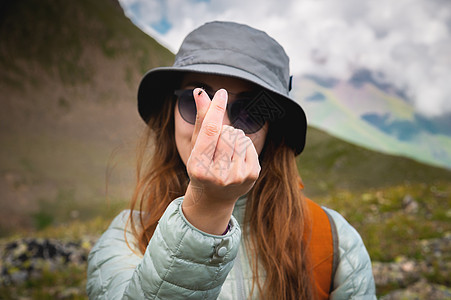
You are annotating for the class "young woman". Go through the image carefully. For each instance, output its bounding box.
[87,21,376,299]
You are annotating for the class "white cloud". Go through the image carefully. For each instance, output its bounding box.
[118,0,451,117]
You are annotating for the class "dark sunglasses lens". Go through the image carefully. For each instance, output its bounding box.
[229,99,265,134]
[176,89,265,133]
[177,90,196,124]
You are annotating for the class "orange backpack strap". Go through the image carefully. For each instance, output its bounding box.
[305,198,339,299]
[323,207,339,292]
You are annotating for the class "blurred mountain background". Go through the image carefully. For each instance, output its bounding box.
[0,0,173,235]
[0,0,450,298]
[294,72,451,170]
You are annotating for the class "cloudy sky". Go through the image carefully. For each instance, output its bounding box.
[118,0,451,118]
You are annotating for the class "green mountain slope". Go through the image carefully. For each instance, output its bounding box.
[0,0,173,235]
[298,127,451,197]
[0,0,173,86]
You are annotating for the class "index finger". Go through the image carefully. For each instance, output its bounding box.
[191,88,211,148]
[191,89,228,160]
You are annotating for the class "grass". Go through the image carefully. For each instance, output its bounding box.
[0,217,107,300]
[318,182,450,258]
[1,181,448,299]
[316,181,451,290]
[30,189,127,232]
[0,262,88,300]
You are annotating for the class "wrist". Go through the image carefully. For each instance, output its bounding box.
[182,185,235,235]
[184,183,238,210]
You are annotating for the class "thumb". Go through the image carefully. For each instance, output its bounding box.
[191,88,211,146]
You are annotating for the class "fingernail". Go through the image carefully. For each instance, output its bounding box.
[217,89,227,99]
[193,88,204,97]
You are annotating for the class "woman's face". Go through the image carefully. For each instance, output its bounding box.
[174,73,269,165]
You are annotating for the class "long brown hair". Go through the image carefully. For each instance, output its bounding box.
[128,95,314,299]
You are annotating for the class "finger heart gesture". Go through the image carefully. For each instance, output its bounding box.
[187,88,261,201]
[182,88,261,234]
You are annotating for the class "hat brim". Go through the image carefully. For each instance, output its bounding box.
[137,64,307,155]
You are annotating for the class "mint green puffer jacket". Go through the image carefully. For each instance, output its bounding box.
[87,197,376,299]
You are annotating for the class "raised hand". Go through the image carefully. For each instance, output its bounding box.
[182,88,261,235]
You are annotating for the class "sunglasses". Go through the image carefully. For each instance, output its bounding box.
[174,88,267,134]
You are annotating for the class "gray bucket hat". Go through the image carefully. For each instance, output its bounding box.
[138,21,307,155]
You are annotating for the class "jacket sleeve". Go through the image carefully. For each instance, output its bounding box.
[323,208,376,300]
[87,197,241,299]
